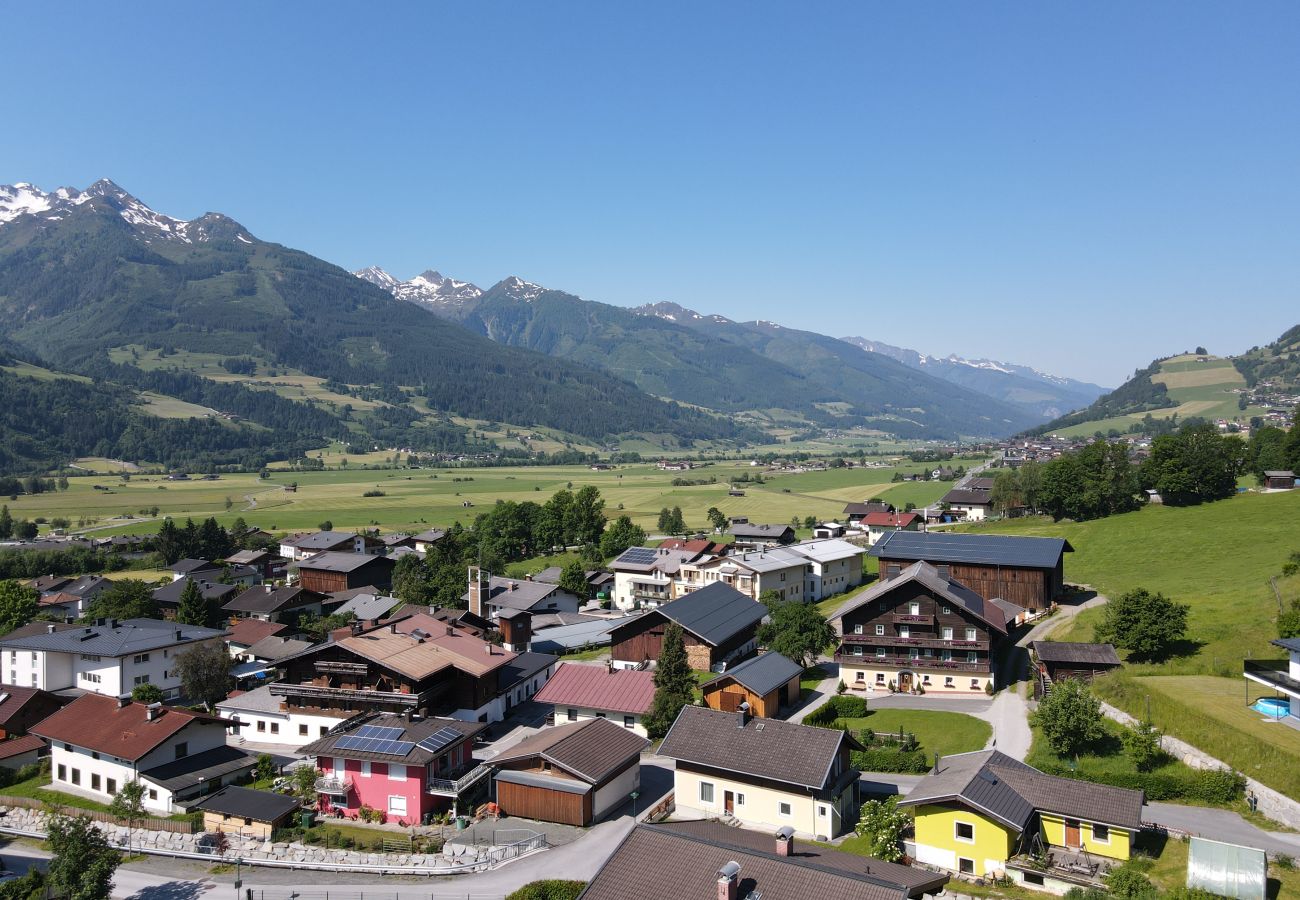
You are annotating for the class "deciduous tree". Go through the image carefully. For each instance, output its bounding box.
[83,579,159,622]
[0,579,39,636]
[1094,588,1189,661]
[1031,678,1105,757]
[558,560,590,599]
[174,640,233,710]
[46,814,121,900]
[756,597,835,669]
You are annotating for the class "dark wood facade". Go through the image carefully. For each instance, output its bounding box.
[0,690,68,739]
[610,613,756,671]
[702,677,798,718]
[495,775,591,826]
[875,556,1063,613]
[297,557,395,594]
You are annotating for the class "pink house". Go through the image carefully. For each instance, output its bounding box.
[303,714,488,823]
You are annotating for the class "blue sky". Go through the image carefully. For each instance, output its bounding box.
[4,2,1298,385]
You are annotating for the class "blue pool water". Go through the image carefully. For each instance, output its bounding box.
[1251,697,1291,717]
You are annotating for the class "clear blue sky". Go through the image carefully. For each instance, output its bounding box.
[4,2,1298,385]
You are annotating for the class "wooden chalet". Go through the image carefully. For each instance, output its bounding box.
[609,583,765,671]
[1031,641,1122,697]
[701,651,802,718]
[294,552,395,593]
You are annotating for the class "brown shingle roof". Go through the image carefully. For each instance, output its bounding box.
[1031,641,1122,667]
[533,663,655,716]
[338,618,515,679]
[0,685,63,728]
[0,734,47,760]
[31,694,227,762]
[227,618,289,647]
[658,706,861,791]
[579,824,910,900]
[488,717,647,785]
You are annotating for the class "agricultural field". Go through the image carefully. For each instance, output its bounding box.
[9,457,981,539]
[965,488,1300,797]
[1052,353,1268,438]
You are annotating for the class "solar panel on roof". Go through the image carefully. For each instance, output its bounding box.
[335,734,413,756]
[355,725,404,740]
[617,547,658,564]
[417,727,462,754]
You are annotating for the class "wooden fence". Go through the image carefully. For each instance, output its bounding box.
[0,793,199,834]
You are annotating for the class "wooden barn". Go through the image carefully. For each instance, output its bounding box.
[1031,641,1122,697]
[294,552,395,593]
[869,531,1072,615]
[489,717,647,826]
[702,651,802,718]
[609,583,765,671]
[1264,470,1296,491]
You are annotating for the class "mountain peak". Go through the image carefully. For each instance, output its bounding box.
[354,266,483,310]
[633,301,726,324]
[497,275,546,301]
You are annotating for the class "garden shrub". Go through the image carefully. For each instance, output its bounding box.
[850,748,930,774]
[504,880,586,900]
[1032,761,1244,804]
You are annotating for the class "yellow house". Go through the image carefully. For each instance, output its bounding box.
[658,705,864,840]
[900,750,1143,894]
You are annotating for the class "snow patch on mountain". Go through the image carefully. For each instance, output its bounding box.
[497,275,545,302]
[633,301,729,325]
[0,179,255,244]
[353,266,484,309]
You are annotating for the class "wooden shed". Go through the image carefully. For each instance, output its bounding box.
[489,718,647,827]
[1031,641,1122,698]
[194,785,300,838]
[702,652,802,718]
[294,552,395,593]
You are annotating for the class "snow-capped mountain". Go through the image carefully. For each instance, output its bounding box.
[636,300,734,326]
[496,275,546,302]
[355,266,483,309]
[0,179,254,245]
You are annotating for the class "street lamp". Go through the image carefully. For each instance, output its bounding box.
[629,791,640,819]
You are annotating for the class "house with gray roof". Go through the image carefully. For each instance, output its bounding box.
[608,582,765,671]
[659,705,863,839]
[462,575,583,621]
[730,522,796,551]
[278,530,383,561]
[330,589,399,622]
[152,576,241,618]
[702,651,802,718]
[0,618,226,700]
[901,749,1144,889]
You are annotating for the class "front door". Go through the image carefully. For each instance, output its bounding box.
[899,672,913,692]
[724,791,735,815]
[1064,818,1082,848]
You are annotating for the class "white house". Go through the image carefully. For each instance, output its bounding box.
[278,530,381,562]
[0,618,228,700]
[217,684,350,748]
[33,694,254,814]
[787,538,866,601]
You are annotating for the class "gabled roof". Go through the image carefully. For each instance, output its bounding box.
[731,523,794,540]
[171,558,221,576]
[1031,641,1122,667]
[280,531,361,550]
[194,785,299,822]
[655,583,766,646]
[225,585,328,614]
[534,663,656,715]
[460,576,577,612]
[0,685,64,728]
[32,695,228,762]
[658,706,861,791]
[332,591,399,621]
[579,824,913,900]
[789,538,865,564]
[294,552,394,574]
[300,713,484,765]
[488,717,646,784]
[153,577,240,607]
[863,511,918,528]
[940,487,994,506]
[870,531,1073,569]
[0,734,46,760]
[843,500,893,517]
[832,562,1007,635]
[227,618,289,648]
[412,528,446,543]
[899,750,1144,831]
[0,618,225,657]
[1272,638,1300,654]
[335,617,516,679]
[224,549,276,566]
[246,635,313,662]
[704,651,802,698]
[704,546,806,574]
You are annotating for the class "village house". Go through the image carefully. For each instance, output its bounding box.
[487,717,647,827]
[0,618,227,700]
[730,523,796,551]
[579,820,948,900]
[223,549,286,581]
[294,552,396,593]
[870,531,1072,616]
[225,619,289,661]
[701,651,802,718]
[278,530,384,561]
[901,750,1143,892]
[533,662,656,737]
[842,500,895,527]
[32,694,254,814]
[831,562,1008,695]
[305,713,489,822]
[609,544,719,611]
[1244,637,1300,726]
[939,477,996,521]
[609,583,764,672]
[462,572,583,621]
[26,574,113,621]
[0,685,66,738]
[659,705,863,839]
[224,584,332,625]
[152,577,241,620]
[1264,470,1296,491]
[863,510,922,545]
[411,529,447,554]
[217,684,350,748]
[529,566,614,600]
[681,547,809,602]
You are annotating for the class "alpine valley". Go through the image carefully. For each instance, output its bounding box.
[1,178,1097,475]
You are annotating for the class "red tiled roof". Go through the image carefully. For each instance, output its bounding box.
[863,512,918,528]
[0,734,46,760]
[31,694,226,762]
[227,618,288,646]
[534,663,656,715]
[38,591,80,607]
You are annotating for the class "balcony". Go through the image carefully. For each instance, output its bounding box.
[1244,660,1300,698]
[891,613,933,625]
[315,660,369,676]
[427,763,492,797]
[841,634,989,651]
[315,775,353,796]
[835,652,988,673]
[269,681,422,708]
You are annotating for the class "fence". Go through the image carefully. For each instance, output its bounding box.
[0,793,198,833]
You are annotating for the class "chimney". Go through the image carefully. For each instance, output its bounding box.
[351,621,363,636]
[468,566,486,618]
[775,825,794,857]
[736,701,750,729]
[716,862,740,900]
[145,702,162,721]
[509,581,517,592]
[446,625,454,636]
[47,624,57,634]
[605,659,614,675]
[390,623,398,634]
[118,696,131,708]
[176,628,183,640]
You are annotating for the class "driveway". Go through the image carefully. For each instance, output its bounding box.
[1144,802,1300,856]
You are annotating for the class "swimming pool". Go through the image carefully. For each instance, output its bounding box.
[1251,697,1291,717]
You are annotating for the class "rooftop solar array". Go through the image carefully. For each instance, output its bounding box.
[616,547,658,565]
[334,734,415,756]
[416,726,463,754]
[354,725,405,740]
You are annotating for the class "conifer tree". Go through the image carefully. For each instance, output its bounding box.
[644,623,696,739]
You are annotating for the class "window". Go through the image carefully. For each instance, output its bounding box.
[941,650,952,662]
[779,802,792,817]
[624,716,636,729]
[874,624,884,636]
[299,724,308,736]
[390,765,407,782]
[923,648,933,658]
[57,764,66,781]
[922,674,931,684]
[965,628,977,641]
[71,768,80,785]
[852,623,863,635]
[595,712,607,719]
[898,626,910,638]
[780,573,786,582]
[967,651,978,663]
[567,708,578,722]
[955,821,974,842]
[175,742,188,760]
[909,602,920,615]
[945,677,954,687]
[818,805,828,818]
[941,606,950,614]
[970,679,980,689]
[958,858,975,875]
[91,774,101,791]
[875,647,886,658]
[699,782,714,804]
[875,673,886,684]
[80,654,101,662]
[388,796,407,816]
[148,788,157,800]
[361,762,371,778]
[855,671,865,682]
[133,675,149,686]
[1092,824,1110,843]
[134,653,150,664]
[852,646,863,656]
[1023,872,1045,886]
[257,721,266,732]
[270,722,279,734]
[941,626,953,640]
[320,726,328,736]
[107,778,116,794]
[30,652,36,664]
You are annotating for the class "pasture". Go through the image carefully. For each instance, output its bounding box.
[10,457,976,538]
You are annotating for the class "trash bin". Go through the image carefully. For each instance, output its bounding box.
[300,810,317,829]
[454,816,468,831]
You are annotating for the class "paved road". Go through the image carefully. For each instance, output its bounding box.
[1144,802,1300,856]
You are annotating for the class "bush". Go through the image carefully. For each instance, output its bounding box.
[802,694,868,727]
[1104,862,1157,899]
[1032,761,1244,804]
[1186,767,1247,804]
[362,490,386,497]
[850,748,930,774]
[504,881,587,900]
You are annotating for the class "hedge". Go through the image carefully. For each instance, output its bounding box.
[1034,761,1244,804]
[803,695,868,727]
[505,881,586,900]
[851,748,931,774]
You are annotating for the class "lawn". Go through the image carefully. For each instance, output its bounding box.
[1139,831,1300,899]
[0,771,191,822]
[839,708,990,760]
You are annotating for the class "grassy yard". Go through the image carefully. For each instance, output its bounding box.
[840,708,990,760]
[0,771,191,822]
